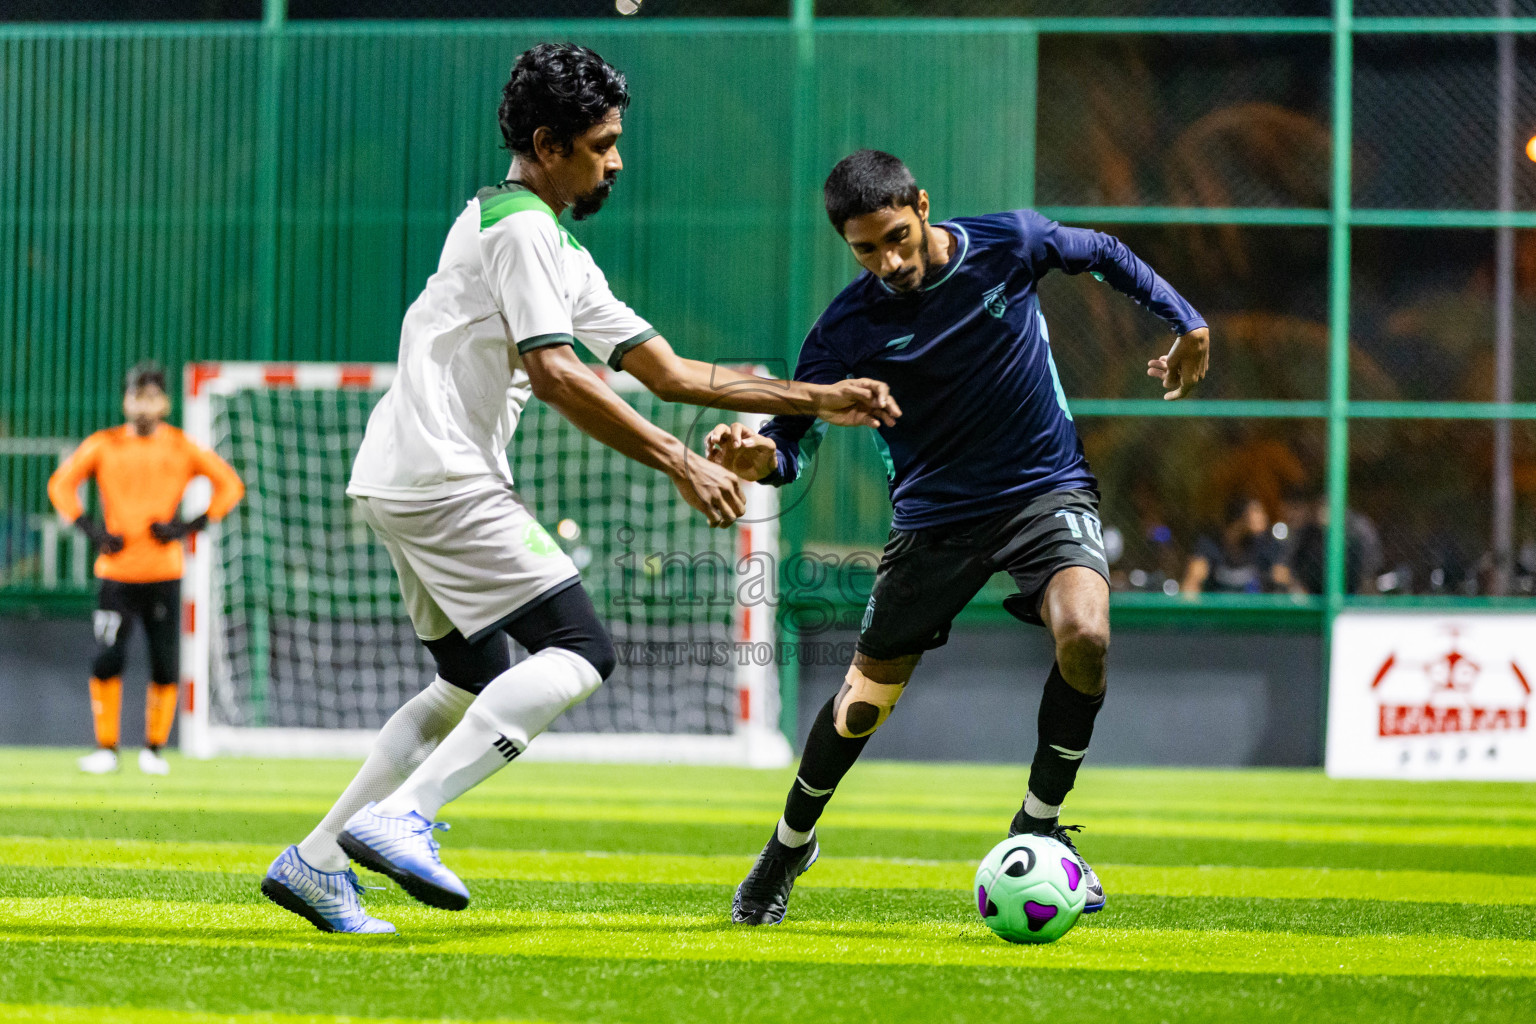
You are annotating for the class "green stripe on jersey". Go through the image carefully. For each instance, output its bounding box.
[478,188,554,231]
[476,182,583,250]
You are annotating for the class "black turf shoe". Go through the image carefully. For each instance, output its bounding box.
[1009,818,1106,913]
[732,830,820,925]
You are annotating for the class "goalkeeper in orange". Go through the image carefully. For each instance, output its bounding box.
[47,362,245,775]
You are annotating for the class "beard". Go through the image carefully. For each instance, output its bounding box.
[886,219,936,293]
[570,177,615,221]
[915,222,940,288]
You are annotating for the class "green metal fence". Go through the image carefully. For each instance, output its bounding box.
[3,2,1534,641]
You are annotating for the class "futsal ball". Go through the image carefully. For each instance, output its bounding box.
[973,833,1088,944]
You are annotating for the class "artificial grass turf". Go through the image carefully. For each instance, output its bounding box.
[6,868,1536,942]
[8,945,1536,1024]
[2,749,1534,1023]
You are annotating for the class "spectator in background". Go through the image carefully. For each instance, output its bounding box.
[1281,492,1382,595]
[1181,496,1292,594]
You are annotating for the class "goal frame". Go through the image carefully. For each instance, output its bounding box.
[180,360,791,767]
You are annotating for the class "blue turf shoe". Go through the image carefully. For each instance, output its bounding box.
[338,802,470,911]
[260,845,396,934]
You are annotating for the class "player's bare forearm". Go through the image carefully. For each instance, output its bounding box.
[621,337,898,426]
[526,345,746,526]
[527,347,690,476]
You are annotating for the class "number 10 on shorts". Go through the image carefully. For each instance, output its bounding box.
[1055,510,1106,562]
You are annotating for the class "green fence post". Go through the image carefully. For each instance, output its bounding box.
[1019,26,1037,209]
[777,0,816,748]
[255,0,284,363]
[1322,0,1355,742]
[250,0,287,723]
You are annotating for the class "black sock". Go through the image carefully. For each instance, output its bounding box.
[781,695,871,834]
[1014,662,1104,833]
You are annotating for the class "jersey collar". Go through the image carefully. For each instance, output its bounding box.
[874,221,971,296]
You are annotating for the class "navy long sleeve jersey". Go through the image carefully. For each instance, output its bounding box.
[761,210,1206,530]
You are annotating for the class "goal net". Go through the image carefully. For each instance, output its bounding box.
[180,361,789,767]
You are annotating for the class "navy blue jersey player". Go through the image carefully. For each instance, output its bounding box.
[708,150,1210,925]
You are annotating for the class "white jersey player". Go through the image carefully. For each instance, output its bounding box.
[260,42,899,935]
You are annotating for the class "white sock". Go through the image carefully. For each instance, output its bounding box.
[776,817,814,849]
[1024,790,1062,821]
[296,676,474,871]
[374,647,603,821]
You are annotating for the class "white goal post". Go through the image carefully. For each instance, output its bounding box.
[179,360,791,767]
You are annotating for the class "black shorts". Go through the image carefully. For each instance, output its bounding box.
[93,578,181,684]
[856,488,1110,661]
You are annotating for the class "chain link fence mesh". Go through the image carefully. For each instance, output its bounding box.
[3,0,260,19]
[1356,1,1536,15]
[286,0,785,18]
[1042,224,1330,400]
[2,0,784,19]
[819,1,1327,15]
[1037,34,1332,209]
[1351,229,1536,402]
[1354,36,1536,210]
[1078,418,1328,595]
[1351,421,1536,597]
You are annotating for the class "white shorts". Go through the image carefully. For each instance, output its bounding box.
[356,484,579,643]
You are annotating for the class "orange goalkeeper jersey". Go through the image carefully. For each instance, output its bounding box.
[47,423,245,584]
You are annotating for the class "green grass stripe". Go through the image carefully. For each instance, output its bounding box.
[0,1006,547,1024]
[9,753,1535,804]
[10,944,1536,1024]
[6,838,1536,907]
[15,808,1533,875]
[14,773,1536,827]
[7,791,1535,848]
[4,897,1534,977]
[11,759,1536,809]
[9,866,1536,942]
[9,754,1536,827]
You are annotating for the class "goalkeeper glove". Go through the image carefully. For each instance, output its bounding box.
[75,516,125,555]
[150,513,209,543]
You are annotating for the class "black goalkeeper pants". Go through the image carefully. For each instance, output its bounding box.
[92,578,180,685]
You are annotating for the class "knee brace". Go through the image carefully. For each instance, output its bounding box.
[832,665,906,739]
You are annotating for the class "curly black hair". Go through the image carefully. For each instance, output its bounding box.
[125,360,166,394]
[498,43,630,158]
[824,150,922,235]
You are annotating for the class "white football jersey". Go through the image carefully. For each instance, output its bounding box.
[348,182,655,500]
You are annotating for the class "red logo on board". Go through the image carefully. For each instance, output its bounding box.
[1370,629,1532,737]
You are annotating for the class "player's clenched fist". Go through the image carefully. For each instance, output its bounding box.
[704,423,780,482]
[813,378,901,428]
[670,452,747,528]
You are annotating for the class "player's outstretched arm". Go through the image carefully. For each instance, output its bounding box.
[524,344,746,527]
[619,336,899,427]
[1025,211,1210,400]
[1145,325,1210,401]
